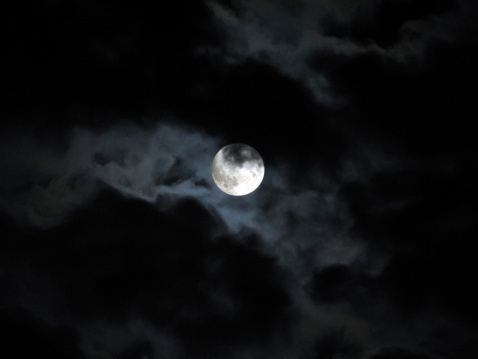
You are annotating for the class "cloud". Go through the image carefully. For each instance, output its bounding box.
[0,307,85,359]
[0,119,404,358]
[370,346,442,359]
[0,191,299,358]
[0,119,379,281]
[0,122,215,226]
[312,328,365,359]
[321,0,458,48]
[6,108,474,358]
[207,0,473,109]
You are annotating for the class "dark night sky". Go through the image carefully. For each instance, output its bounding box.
[1,0,478,358]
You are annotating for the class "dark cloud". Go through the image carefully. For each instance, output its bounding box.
[309,26,478,160]
[0,307,84,359]
[310,264,367,303]
[0,190,297,357]
[118,341,154,359]
[322,0,457,48]
[370,346,440,359]
[312,329,364,359]
[338,165,478,322]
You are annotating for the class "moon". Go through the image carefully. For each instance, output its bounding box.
[212,144,265,196]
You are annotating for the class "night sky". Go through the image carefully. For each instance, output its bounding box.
[1,1,478,358]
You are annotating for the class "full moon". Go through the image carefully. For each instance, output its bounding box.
[212,144,265,196]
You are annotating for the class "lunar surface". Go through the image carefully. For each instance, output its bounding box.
[212,144,265,196]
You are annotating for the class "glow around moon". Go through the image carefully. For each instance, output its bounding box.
[212,144,265,196]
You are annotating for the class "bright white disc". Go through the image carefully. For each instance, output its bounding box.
[211,144,264,196]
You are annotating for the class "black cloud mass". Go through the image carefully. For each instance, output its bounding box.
[1,0,477,358]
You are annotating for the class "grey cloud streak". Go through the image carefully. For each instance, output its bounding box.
[0,122,216,226]
[207,0,469,106]
[0,120,383,279]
